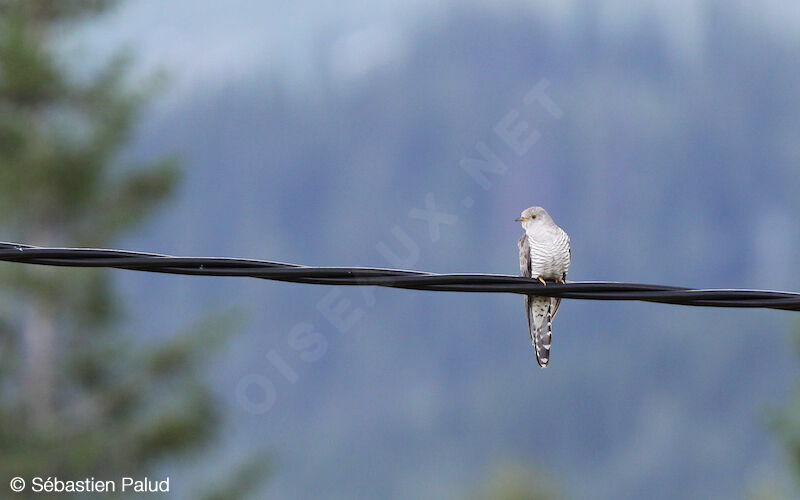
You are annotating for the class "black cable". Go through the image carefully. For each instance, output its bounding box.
[0,241,798,311]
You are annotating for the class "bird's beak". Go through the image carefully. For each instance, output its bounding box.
[515,217,526,222]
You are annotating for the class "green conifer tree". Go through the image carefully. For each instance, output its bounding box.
[0,1,267,497]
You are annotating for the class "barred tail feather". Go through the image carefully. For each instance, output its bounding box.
[533,305,553,368]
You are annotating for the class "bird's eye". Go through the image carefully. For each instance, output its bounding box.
[531,215,537,219]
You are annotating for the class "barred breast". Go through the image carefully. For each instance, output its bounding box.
[527,228,570,280]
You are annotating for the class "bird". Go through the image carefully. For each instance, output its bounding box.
[516,206,571,367]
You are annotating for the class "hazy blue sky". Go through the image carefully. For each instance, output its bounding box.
[67,0,800,101]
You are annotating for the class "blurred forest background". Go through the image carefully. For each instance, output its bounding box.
[3,0,800,498]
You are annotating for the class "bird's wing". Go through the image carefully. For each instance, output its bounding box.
[518,234,534,344]
[518,234,531,277]
[551,292,562,320]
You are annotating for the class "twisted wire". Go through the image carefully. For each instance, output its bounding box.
[0,242,797,310]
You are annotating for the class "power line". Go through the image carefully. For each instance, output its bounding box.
[0,241,798,311]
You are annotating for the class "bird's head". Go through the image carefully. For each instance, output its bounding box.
[515,206,553,231]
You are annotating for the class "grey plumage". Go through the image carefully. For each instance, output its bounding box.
[517,206,571,368]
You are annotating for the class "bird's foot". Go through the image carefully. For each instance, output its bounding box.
[554,277,565,284]
[537,276,547,286]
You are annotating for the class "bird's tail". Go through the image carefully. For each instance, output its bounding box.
[532,302,552,368]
